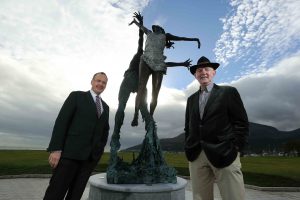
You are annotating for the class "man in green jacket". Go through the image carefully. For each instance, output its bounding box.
[44,72,110,200]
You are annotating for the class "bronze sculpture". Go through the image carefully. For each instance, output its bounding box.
[107,12,200,184]
[129,16,200,126]
[109,12,147,163]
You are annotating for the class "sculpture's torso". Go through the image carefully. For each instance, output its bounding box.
[141,32,167,73]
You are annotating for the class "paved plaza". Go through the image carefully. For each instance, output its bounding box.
[0,176,299,200]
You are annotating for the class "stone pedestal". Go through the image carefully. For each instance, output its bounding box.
[88,173,187,200]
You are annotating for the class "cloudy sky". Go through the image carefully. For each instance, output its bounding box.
[0,0,299,150]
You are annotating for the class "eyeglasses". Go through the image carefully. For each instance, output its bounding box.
[196,67,214,72]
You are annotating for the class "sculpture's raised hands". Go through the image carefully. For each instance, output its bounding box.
[133,11,143,23]
[183,59,192,67]
[128,18,137,26]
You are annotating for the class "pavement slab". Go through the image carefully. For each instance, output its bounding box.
[0,177,300,200]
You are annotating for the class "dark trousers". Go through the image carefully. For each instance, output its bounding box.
[43,158,98,200]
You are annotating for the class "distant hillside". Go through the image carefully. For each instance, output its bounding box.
[125,122,300,153]
[247,123,300,153]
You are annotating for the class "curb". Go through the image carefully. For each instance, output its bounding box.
[179,175,300,192]
[0,174,51,179]
[1,174,300,192]
[244,184,300,192]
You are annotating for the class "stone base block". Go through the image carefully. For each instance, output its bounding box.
[88,173,187,200]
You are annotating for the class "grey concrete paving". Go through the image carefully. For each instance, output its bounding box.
[0,177,299,200]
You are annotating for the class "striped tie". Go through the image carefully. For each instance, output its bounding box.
[96,95,102,118]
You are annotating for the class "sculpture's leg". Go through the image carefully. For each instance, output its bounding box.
[132,60,152,126]
[110,86,131,164]
[150,71,163,116]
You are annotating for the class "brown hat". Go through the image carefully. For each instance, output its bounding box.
[189,56,219,75]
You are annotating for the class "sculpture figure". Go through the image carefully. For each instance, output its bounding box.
[107,12,201,184]
[110,12,147,162]
[129,16,200,126]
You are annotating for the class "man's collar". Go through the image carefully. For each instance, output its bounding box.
[90,89,101,97]
[200,82,214,92]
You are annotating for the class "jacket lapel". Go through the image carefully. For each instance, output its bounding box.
[192,90,201,121]
[85,91,107,120]
[86,91,98,118]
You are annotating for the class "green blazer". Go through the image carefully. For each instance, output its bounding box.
[184,84,249,168]
[47,91,110,161]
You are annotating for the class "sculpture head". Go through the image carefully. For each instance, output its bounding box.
[152,25,165,34]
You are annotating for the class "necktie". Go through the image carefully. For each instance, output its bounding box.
[96,95,102,118]
[199,87,208,119]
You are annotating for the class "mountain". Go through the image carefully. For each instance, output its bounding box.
[247,123,300,153]
[125,122,300,153]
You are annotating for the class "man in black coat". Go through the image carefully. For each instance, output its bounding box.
[185,56,249,200]
[44,72,110,200]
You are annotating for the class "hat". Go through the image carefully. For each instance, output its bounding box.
[189,56,220,75]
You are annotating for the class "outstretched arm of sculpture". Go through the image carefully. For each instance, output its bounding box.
[166,33,201,49]
[133,12,144,53]
[165,59,192,68]
[129,15,151,35]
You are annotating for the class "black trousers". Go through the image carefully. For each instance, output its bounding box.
[43,158,98,200]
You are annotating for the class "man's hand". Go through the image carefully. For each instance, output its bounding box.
[48,151,61,169]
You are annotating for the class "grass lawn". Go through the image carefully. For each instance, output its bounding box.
[0,150,299,187]
[241,156,300,187]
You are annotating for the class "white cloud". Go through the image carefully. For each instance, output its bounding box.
[214,0,300,73]
[230,53,300,131]
[0,0,150,149]
[0,0,299,151]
